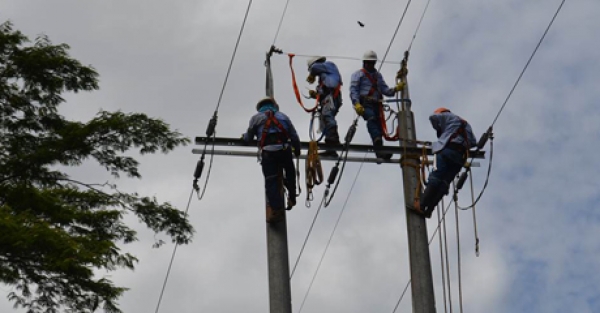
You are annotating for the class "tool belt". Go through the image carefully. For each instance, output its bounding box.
[359,96,382,106]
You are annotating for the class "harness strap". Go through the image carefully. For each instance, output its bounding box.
[361,69,378,97]
[259,111,289,148]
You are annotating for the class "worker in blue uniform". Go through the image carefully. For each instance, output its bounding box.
[417,107,477,218]
[243,97,301,223]
[306,56,343,156]
[349,50,405,159]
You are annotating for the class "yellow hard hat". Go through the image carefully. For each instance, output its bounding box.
[256,97,279,111]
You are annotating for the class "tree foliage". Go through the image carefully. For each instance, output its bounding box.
[0,21,193,313]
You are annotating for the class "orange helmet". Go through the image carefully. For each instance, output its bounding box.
[434,107,450,114]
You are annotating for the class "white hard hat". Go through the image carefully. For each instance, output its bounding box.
[362,50,378,61]
[256,97,279,111]
[307,56,326,68]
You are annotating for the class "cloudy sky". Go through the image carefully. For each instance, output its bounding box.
[2,0,600,312]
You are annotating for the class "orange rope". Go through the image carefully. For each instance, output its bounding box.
[288,54,319,113]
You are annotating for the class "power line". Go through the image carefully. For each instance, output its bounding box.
[272,0,292,45]
[154,188,195,313]
[297,159,367,313]
[194,0,254,199]
[392,200,453,313]
[214,0,254,113]
[407,0,433,52]
[290,197,325,279]
[491,0,566,127]
[379,0,413,69]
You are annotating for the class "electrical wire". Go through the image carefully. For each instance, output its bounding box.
[453,190,464,313]
[194,0,254,199]
[437,202,449,313]
[154,188,195,313]
[297,158,366,313]
[379,0,413,70]
[392,200,453,313]
[272,0,292,45]
[282,52,402,64]
[407,0,433,52]
[290,197,326,279]
[491,0,565,127]
[214,0,254,113]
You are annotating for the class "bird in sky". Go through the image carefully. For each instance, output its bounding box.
[357,21,365,27]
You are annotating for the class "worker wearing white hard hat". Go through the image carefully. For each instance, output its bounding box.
[349,50,405,160]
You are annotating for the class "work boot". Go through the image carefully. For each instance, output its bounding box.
[373,137,392,160]
[420,182,448,219]
[286,193,297,210]
[319,135,340,158]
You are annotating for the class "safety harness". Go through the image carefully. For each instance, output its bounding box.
[360,69,379,98]
[259,111,290,149]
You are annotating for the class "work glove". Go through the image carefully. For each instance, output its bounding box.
[354,103,365,116]
[394,81,406,92]
[306,74,316,84]
[308,90,317,99]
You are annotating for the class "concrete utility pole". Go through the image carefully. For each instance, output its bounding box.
[264,47,292,313]
[398,51,436,313]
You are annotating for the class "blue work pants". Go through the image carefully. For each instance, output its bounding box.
[361,102,383,142]
[261,148,296,211]
[427,147,465,193]
[319,90,342,143]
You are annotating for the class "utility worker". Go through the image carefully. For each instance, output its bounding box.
[417,108,477,218]
[306,56,343,156]
[243,97,301,223]
[350,50,405,159]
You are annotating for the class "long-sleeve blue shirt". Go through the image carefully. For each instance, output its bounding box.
[244,110,301,152]
[309,61,342,92]
[429,112,477,154]
[349,69,395,105]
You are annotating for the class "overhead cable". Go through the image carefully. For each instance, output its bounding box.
[194,0,254,198]
[154,189,195,313]
[379,0,413,70]
[491,0,566,127]
[407,0,433,52]
[272,0,292,45]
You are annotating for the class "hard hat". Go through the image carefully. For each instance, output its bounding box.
[362,50,378,61]
[434,107,451,114]
[256,97,279,111]
[307,56,326,68]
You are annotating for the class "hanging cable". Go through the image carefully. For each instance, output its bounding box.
[322,118,358,207]
[290,197,325,279]
[437,202,449,313]
[407,0,433,52]
[453,184,464,313]
[441,198,454,313]
[193,0,254,198]
[469,168,480,256]
[154,188,195,313]
[392,200,454,313]
[297,153,365,313]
